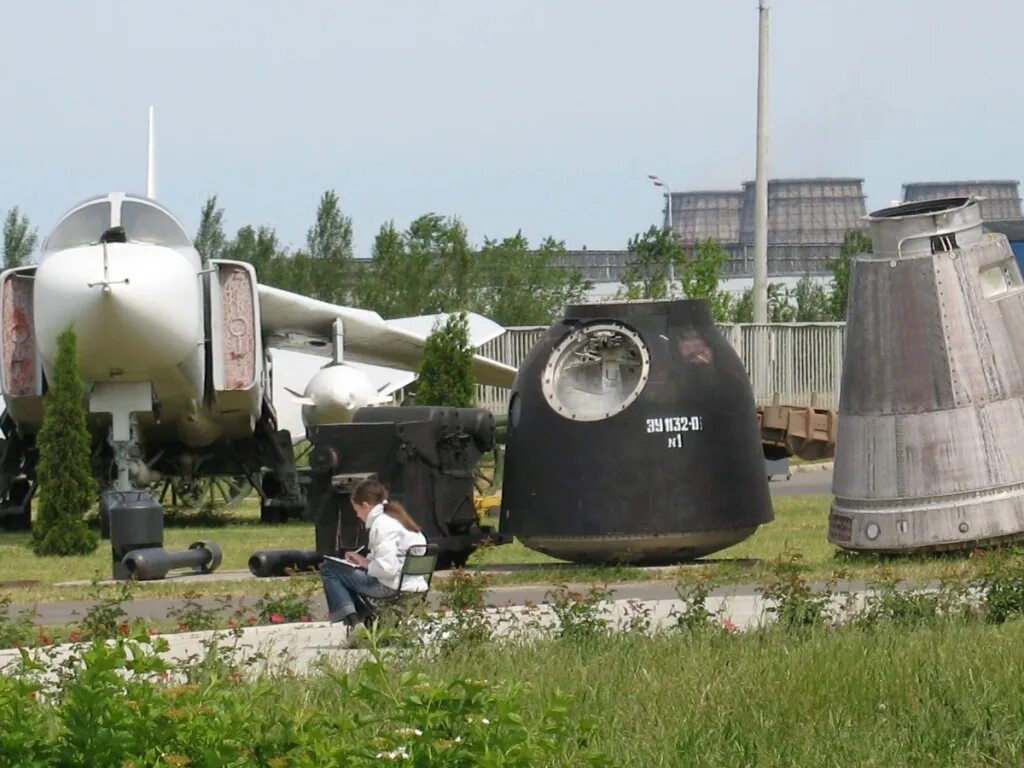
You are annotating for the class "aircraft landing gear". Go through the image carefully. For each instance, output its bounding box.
[0,478,33,531]
[259,470,305,524]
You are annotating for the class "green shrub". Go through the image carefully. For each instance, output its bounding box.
[414,312,475,407]
[32,327,98,557]
[0,632,609,766]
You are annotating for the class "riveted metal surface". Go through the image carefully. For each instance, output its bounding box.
[831,197,1024,552]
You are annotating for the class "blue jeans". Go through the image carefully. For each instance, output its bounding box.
[320,560,398,623]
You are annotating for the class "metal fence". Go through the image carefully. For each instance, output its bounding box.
[477,323,846,414]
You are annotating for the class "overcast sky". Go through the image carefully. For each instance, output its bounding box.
[3,1,1022,257]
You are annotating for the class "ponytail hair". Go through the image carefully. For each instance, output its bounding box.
[351,479,422,533]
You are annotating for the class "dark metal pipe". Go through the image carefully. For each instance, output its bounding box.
[248,549,323,578]
[121,540,223,581]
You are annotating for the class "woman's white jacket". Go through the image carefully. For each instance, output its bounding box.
[365,504,429,592]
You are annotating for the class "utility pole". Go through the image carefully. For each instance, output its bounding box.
[649,173,675,293]
[752,2,770,323]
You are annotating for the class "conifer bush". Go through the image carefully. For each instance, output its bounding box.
[414,312,476,407]
[32,326,98,556]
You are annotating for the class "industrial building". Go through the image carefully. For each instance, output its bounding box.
[557,177,868,299]
[555,178,1024,301]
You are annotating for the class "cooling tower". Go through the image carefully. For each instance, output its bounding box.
[829,197,1024,553]
[671,191,744,245]
[903,181,1023,222]
[501,299,773,564]
[739,178,867,245]
[730,177,867,276]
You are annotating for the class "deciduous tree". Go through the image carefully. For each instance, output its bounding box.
[679,238,733,321]
[223,225,293,289]
[476,233,590,326]
[730,283,797,322]
[305,190,354,304]
[194,196,227,260]
[828,229,872,320]
[354,214,475,318]
[791,275,833,321]
[3,207,37,268]
[620,225,685,300]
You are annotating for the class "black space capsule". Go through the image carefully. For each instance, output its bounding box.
[501,299,773,564]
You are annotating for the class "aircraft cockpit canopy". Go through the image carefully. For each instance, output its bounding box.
[45,194,193,252]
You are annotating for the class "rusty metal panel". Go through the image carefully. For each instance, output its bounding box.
[218,264,257,390]
[1,273,39,396]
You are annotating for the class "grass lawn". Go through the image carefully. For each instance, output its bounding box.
[395,622,1024,767]
[469,493,1000,589]
[0,492,1009,605]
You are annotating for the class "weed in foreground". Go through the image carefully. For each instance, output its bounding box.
[760,551,835,630]
[253,575,318,624]
[977,552,1024,623]
[73,580,134,640]
[671,575,726,634]
[0,593,37,649]
[546,584,613,642]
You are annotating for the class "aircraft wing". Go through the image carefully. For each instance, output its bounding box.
[257,285,517,388]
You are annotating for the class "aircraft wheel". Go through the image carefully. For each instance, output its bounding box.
[156,476,252,510]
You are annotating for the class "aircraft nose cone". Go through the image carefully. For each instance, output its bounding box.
[34,244,203,379]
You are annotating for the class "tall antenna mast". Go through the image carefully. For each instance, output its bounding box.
[146,105,156,198]
[752,2,770,323]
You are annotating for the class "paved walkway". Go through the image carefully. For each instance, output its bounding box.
[0,590,782,680]
[0,466,839,677]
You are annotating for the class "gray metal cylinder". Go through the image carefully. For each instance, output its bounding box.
[830,196,1024,552]
[121,540,223,581]
[107,490,164,580]
[248,549,322,577]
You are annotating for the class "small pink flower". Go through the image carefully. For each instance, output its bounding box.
[270,613,284,624]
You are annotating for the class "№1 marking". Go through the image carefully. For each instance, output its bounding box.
[645,416,704,449]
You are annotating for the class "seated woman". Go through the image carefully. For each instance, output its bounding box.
[320,479,429,630]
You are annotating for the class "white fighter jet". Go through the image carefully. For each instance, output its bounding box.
[0,192,515,528]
